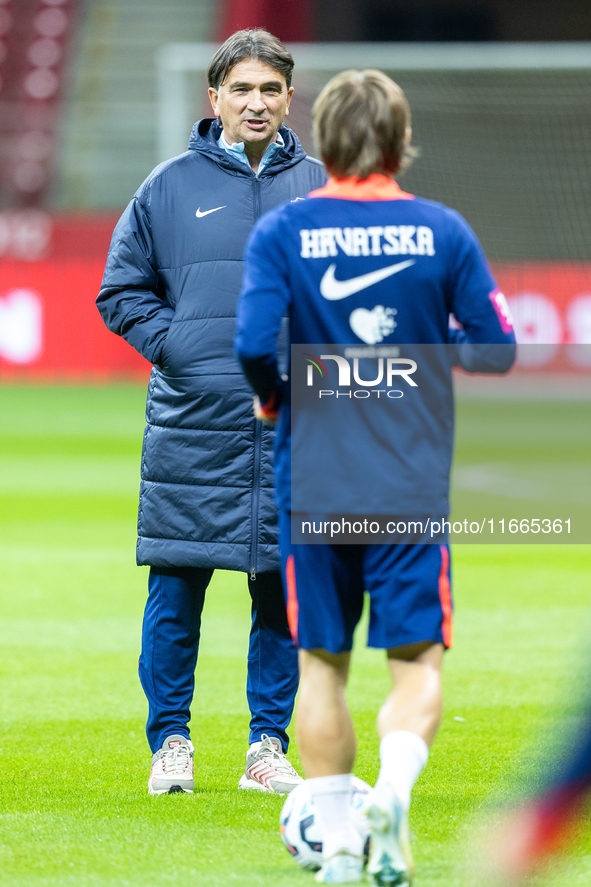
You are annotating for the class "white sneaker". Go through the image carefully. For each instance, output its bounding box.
[148,734,194,795]
[315,850,363,883]
[238,734,303,794]
[366,783,413,886]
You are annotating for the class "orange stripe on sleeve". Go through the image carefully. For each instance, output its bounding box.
[438,545,453,648]
[285,554,299,646]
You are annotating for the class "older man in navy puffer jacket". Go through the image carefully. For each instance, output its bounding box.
[97,29,326,795]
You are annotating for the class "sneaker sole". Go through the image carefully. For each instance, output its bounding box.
[238,773,300,795]
[366,794,413,886]
[238,773,278,793]
[148,783,194,796]
[315,854,363,883]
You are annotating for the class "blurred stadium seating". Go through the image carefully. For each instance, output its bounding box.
[1,0,216,381]
[58,0,216,208]
[0,0,78,207]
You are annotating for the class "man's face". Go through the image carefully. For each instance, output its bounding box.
[208,58,293,151]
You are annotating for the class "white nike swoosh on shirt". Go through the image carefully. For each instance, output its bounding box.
[195,205,227,218]
[319,259,416,300]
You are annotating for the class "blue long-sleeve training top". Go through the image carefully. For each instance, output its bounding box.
[235,174,516,516]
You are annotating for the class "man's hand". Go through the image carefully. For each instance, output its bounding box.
[253,395,278,427]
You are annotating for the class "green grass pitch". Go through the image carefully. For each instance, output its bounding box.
[0,384,589,886]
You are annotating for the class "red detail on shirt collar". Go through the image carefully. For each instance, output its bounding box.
[309,174,414,201]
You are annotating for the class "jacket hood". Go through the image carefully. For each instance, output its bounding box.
[187,117,308,176]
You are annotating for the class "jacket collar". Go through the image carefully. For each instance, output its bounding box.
[188,118,308,177]
[309,174,414,200]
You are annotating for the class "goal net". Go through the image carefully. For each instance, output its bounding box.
[156,42,591,354]
[157,42,591,262]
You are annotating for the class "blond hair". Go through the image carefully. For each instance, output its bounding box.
[312,69,417,179]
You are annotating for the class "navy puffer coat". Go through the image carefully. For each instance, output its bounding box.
[97,118,326,572]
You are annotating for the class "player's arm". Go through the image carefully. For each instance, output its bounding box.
[96,192,174,367]
[445,209,516,374]
[235,212,292,423]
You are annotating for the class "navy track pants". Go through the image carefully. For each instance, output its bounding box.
[138,567,299,753]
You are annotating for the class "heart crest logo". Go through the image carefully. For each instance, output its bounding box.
[349,305,397,344]
[0,288,44,364]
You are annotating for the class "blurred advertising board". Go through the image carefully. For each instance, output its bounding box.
[0,211,150,380]
[0,212,590,380]
[492,263,591,372]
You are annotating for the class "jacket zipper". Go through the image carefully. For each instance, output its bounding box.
[249,174,263,581]
[253,172,261,216]
[250,418,262,580]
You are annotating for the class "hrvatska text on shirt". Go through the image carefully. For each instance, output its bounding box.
[299,224,436,259]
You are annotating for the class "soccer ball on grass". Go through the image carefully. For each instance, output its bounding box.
[279,776,371,871]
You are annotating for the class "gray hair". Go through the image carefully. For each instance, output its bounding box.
[208,29,294,91]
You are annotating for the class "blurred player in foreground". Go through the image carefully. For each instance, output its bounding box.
[235,70,515,884]
[482,700,591,883]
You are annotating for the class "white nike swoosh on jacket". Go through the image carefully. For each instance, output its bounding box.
[195,206,226,218]
[319,259,416,300]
